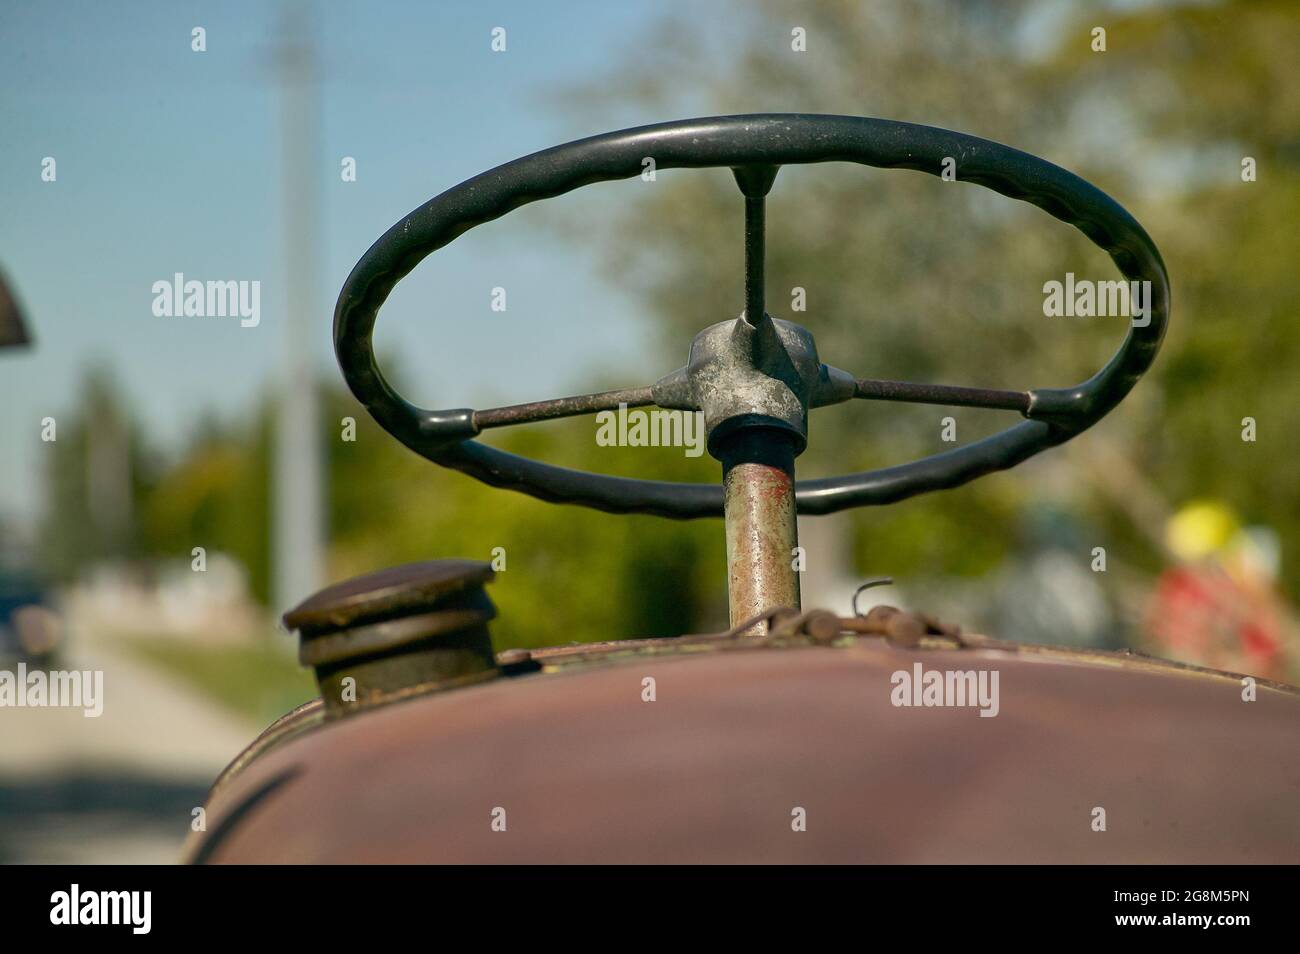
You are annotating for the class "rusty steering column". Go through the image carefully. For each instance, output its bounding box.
[652,165,855,631]
[718,426,800,630]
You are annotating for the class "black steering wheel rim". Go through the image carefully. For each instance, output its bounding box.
[334,113,1169,518]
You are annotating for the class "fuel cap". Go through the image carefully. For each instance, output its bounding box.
[283,560,500,717]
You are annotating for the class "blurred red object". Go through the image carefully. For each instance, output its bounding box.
[1147,564,1284,678]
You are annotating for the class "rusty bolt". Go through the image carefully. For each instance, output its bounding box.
[801,610,844,644]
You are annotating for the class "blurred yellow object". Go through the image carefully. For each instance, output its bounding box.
[1166,501,1239,562]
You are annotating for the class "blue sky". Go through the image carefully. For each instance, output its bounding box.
[0,0,682,523]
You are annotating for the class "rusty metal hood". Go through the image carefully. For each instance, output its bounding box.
[188,633,1300,864]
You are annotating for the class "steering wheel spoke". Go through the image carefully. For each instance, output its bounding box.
[471,385,660,431]
[851,378,1031,414]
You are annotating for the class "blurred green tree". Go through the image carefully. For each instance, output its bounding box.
[38,366,154,578]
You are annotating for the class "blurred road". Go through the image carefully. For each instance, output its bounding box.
[0,633,255,864]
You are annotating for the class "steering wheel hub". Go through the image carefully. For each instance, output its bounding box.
[652,314,855,457]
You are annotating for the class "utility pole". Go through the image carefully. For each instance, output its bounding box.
[271,1,325,614]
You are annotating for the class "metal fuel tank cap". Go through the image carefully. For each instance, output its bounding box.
[283,560,500,717]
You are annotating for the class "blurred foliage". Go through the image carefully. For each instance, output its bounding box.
[323,384,726,647]
[141,412,273,604]
[37,366,155,577]
[35,0,1300,659]
[37,368,726,648]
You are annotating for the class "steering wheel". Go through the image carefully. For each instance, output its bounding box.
[334,113,1169,519]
